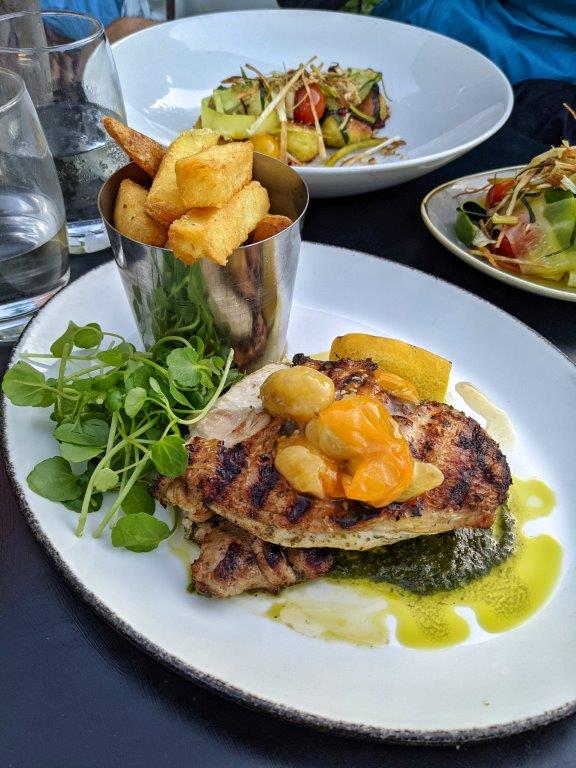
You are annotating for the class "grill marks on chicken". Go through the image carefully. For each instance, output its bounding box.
[379,401,511,529]
[191,519,334,597]
[156,357,511,553]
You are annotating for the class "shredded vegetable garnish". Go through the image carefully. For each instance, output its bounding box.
[247,60,314,137]
[200,58,404,167]
[340,136,404,166]
[454,109,576,286]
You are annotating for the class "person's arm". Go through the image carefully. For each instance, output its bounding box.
[105,16,158,43]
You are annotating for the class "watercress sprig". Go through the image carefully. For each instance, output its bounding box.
[2,321,240,553]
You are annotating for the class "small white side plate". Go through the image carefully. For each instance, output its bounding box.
[421,166,576,302]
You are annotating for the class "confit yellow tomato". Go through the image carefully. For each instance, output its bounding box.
[248,133,281,159]
[261,366,335,422]
[274,435,342,498]
[305,395,414,507]
[374,370,419,403]
[306,395,405,461]
[342,448,414,508]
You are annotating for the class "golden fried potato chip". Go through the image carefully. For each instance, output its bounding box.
[102,116,165,178]
[167,181,269,266]
[113,179,168,247]
[146,129,220,226]
[175,141,253,208]
[252,214,293,243]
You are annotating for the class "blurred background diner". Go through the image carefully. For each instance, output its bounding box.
[1,0,572,144]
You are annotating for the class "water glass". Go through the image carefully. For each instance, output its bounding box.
[0,68,69,343]
[0,11,127,254]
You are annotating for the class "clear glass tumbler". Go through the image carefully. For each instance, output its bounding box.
[0,11,127,254]
[0,68,69,343]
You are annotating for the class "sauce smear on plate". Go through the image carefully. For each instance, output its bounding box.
[265,477,561,649]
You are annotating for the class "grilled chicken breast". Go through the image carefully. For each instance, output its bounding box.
[156,357,511,550]
[191,518,334,597]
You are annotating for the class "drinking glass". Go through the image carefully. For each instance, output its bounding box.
[0,11,127,254]
[0,68,69,342]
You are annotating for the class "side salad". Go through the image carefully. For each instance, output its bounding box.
[455,142,576,286]
[2,322,240,552]
[200,58,404,167]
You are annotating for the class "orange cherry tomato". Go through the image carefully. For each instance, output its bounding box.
[485,179,514,209]
[312,396,413,507]
[310,394,409,458]
[275,434,343,498]
[374,370,419,403]
[342,448,414,508]
[307,396,398,461]
[294,83,326,125]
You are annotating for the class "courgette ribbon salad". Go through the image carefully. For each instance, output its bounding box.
[199,59,404,167]
[455,141,576,286]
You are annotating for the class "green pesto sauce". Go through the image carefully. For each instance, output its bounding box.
[330,505,515,594]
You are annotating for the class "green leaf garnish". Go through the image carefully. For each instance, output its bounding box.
[7,316,240,545]
[97,342,134,367]
[60,442,104,463]
[150,435,188,476]
[50,321,80,356]
[111,513,171,552]
[121,481,156,516]
[106,389,124,413]
[53,419,110,446]
[167,347,203,387]
[27,457,81,502]
[92,467,120,492]
[73,323,103,349]
[2,361,55,407]
[63,492,103,513]
[124,387,147,418]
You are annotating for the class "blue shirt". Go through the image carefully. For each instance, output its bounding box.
[373,0,576,84]
[41,0,124,28]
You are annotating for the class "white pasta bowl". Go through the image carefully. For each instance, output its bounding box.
[111,9,513,197]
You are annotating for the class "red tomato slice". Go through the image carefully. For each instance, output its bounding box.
[486,179,514,209]
[501,212,544,261]
[493,236,515,258]
[294,83,326,125]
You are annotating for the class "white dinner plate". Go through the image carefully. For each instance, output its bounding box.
[421,167,576,302]
[111,10,513,197]
[3,243,576,742]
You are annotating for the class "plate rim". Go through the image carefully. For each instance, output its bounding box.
[3,245,576,744]
[112,8,514,175]
[421,166,576,302]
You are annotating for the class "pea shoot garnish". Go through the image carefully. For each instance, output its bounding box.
[2,321,240,552]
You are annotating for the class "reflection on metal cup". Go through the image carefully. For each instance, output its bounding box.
[98,153,309,371]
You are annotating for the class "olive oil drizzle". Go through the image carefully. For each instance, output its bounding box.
[265,477,561,649]
[455,381,516,453]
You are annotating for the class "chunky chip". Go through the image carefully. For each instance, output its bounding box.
[113,179,168,247]
[167,181,270,266]
[102,116,165,178]
[175,141,253,208]
[145,129,220,226]
[252,214,293,243]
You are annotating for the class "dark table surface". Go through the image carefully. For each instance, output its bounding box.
[2,123,575,768]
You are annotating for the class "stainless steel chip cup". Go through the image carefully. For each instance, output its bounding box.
[98,153,309,371]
